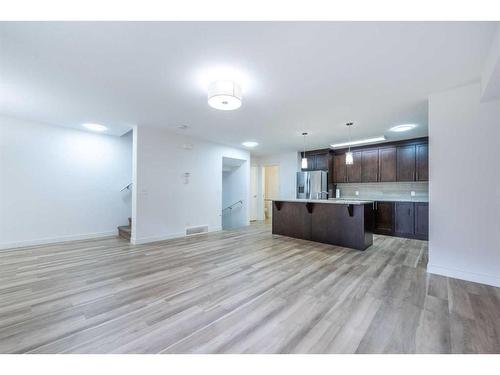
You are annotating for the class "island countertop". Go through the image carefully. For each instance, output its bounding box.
[335,197,429,203]
[269,198,373,205]
[271,199,373,250]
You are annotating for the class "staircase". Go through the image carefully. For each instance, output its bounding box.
[118,217,132,241]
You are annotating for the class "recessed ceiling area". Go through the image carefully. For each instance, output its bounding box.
[0,22,497,155]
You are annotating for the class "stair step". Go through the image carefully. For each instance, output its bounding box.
[118,225,131,240]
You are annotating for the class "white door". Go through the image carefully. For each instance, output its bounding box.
[250,166,258,221]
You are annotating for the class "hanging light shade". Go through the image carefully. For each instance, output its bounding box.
[208,80,242,110]
[345,122,354,165]
[345,151,354,165]
[301,132,308,169]
[301,157,308,169]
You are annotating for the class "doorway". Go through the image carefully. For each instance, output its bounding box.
[222,157,247,230]
[250,165,259,221]
[262,165,279,222]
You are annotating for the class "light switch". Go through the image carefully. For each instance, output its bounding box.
[355,191,359,196]
[411,191,416,196]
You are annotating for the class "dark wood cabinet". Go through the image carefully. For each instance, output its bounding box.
[346,151,362,183]
[372,201,428,240]
[272,201,311,240]
[333,153,346,183]
[416,144,428,181]
[314,152,329,171]
[397,145,416,181]
[414,202,429,240]
[302,150,329,172]
[374,201,394,235]
[361,149,379,182]
[326,137,427,185]
[378,147,397,182]
[273,201,374,250]
[395,202,414,236]
[301,153,315,171]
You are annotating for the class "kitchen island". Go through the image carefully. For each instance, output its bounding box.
[272,199,374,250]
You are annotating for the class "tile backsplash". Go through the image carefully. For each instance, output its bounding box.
[335,182,428,201]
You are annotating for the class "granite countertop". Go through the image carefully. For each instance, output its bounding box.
[272,198,373,205]
[337,197,429,203]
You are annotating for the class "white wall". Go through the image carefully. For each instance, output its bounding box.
[0,116,132,249]
[132,126,250,244]
[251,152,300,220]
[428,82,500,287]
[222,162,248,229]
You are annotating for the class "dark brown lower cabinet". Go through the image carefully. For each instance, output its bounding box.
[414,202,429,240]
[374,201,394,235]
[272,201,373,250]
[374,201,428,240]
[395,202,415,237]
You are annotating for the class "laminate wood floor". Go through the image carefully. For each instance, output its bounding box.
[1,223,499,353]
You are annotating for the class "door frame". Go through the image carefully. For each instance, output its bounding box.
[262,164,280,221]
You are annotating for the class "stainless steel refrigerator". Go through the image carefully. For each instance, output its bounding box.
[296,171,328,199]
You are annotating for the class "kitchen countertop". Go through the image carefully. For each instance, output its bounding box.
[271,198,373,205]
[336,197,429,203]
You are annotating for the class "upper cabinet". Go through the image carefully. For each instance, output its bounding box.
[378,147,397,182]
[416,144,428,181]
[314,152,329,171]
[397,145,416,181]
[301,152,315,171]
[333,153,346,183]
[346,151,362,183]
[324,137,428,184]
[301,150,330,172]
[361,149,379,182]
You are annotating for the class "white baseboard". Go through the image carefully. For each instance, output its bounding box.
[131,226,222,245]
[427,263,500,288]
[0,231,116,250]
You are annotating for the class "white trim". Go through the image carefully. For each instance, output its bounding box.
[0,231,116,250]
[427,263,500,288]
[131,226,223,245]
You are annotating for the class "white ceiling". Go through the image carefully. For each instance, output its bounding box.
[0,22,497,155]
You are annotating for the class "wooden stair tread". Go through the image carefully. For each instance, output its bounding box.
[118,224,131,241]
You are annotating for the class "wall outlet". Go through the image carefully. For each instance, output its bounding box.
[410,191,416,196]
[355,191,359,196]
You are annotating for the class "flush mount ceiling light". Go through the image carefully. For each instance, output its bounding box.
[82,123,107,132]
[208,80,242,110]
[331,136,386,149]
[242,141,258,148]
[389,124,417,132]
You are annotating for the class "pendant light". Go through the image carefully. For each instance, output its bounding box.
[345,122,354,165]
[301,132,308,169]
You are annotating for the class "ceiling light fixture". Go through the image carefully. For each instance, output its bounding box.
[208,80,242,110]
[331,136,386,149]
[389,124,417,132]
[345,122,354,165]
[242,141,258,148]
[301,132,308,169]
[82,123,107,132]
